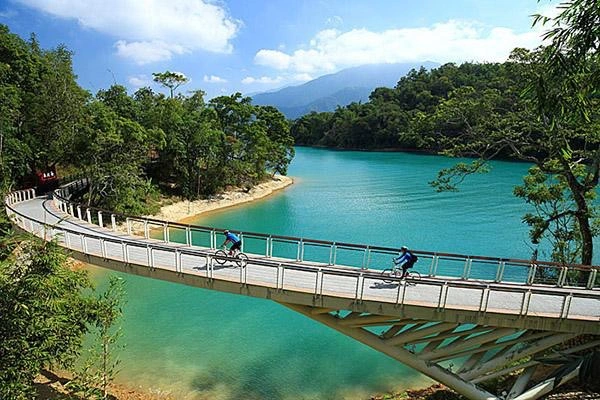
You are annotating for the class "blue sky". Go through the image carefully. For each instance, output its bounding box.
[0,0,558,99]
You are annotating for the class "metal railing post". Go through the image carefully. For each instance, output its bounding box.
[495,261,506,282]
[587,269,597,289]
[557,267,568,287]
[430,254,439,277]
[362,247,370,269]
[462,258,472,279]
[98,211,103,228]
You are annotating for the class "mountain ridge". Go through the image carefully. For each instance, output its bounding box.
[250,61,439,118]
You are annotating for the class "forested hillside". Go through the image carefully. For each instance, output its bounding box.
[0,25,295,215]
[290,59,533,151]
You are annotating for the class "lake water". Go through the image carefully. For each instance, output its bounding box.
[91,147,542,399]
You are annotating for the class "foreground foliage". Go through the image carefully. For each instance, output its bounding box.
[0,208,124,399]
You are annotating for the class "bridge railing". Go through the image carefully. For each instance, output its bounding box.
[5,183,591,290]
[4,197,599,324]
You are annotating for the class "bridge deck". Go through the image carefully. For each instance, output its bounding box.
[8,197,600,334]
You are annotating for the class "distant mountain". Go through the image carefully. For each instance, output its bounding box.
[250,62,439,119]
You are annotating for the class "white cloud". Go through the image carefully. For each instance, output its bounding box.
[115,40,186,65]
[254,20,542,75]
[203,75,228,83]
[17,0,240,64]
[241,76,283,85]
[128,74,150,87]
[254,50,291,70]
[293,73,313,82]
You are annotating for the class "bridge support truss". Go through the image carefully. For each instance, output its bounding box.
[281,303,599,400]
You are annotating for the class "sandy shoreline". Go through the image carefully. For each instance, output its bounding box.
[148,175,293,223]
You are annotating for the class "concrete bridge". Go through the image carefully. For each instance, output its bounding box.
[4,181,600,400]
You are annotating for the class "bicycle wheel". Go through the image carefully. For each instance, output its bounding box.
[381,268,397,283]
[406,270,421,285]
[214,249,228,265]
[409,270,421,280]
[235,252,249,268]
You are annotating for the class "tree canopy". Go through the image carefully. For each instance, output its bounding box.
[0,24,295,215]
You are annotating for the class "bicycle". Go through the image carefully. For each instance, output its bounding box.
[213,246,249,268]
[381,258,421,285]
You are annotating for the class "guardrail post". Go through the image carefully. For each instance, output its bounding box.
[186,226,191,246]
[175,250,181,273]
[494,261,506,282]
[240,233,244,252]
[77,206,82,220]
[429,254,439,277]
[296,239,303,261]
[328,243,336,265]
[210,230,216,249]
[526,264,537,285]
[98,211,103,228]
[111,214,116,231]
[587,269,597,289]
[265,236,271,257]
[126,218,132,235]
[86,209,92,224]
[362,247,370,269]
[462,258,472,279]
[163,223,169,243]
[557,267,568,287]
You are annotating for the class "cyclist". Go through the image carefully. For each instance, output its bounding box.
[222,230,242,256]
[394,246,417,278]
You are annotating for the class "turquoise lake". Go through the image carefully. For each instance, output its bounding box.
[91,147,549,399]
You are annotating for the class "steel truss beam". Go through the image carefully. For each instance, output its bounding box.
[280,302,595,400]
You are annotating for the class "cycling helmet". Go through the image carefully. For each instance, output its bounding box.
[400,245,408,251]
[224,229,229,234]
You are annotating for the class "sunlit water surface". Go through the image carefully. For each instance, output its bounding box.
[89,147,574,399]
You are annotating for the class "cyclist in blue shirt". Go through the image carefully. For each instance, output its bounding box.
[394,246,417,278]
[222,230,242,255]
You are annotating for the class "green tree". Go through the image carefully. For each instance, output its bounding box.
[152,70,189,99]
[68,276,125,400]
[430,0,600,264]
[0,25,88,187]
[0,235,99,399]
[73,100,160,215]
[257,105,295,176]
